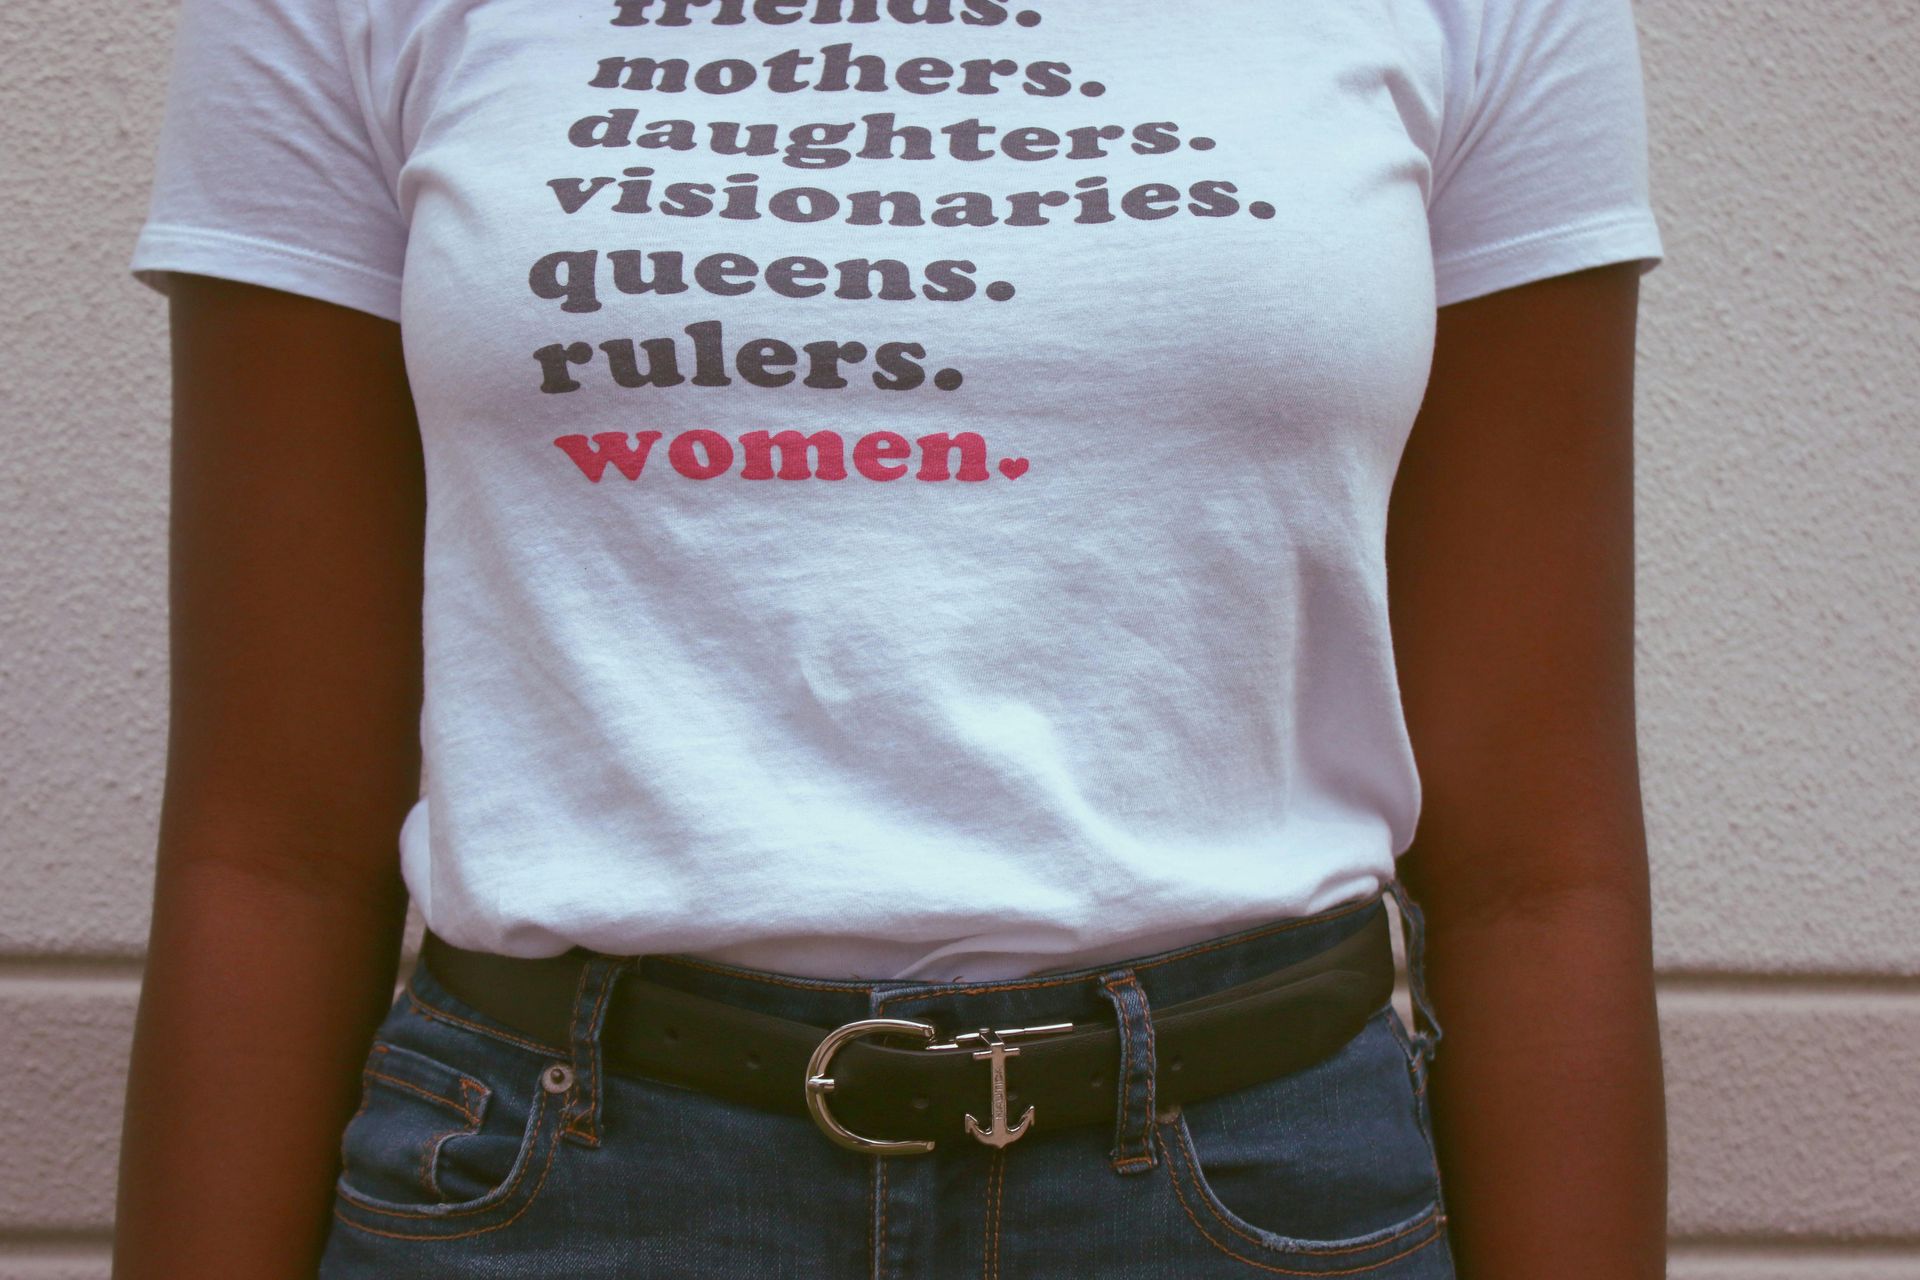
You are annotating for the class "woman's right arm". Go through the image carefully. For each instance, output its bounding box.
[113,275,428,1278]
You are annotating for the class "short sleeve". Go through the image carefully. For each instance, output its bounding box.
[128,0,406,322]
[1427,0,1665,307]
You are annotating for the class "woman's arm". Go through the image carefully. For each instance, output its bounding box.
[1386,261,1667,1278]
[113,276,426,1278]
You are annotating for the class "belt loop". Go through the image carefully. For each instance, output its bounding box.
[1096,967,1158,1174]
[561,951,633,1148]
[1386,877,1445,1068]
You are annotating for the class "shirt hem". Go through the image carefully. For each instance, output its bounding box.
[128,222,403,323]
[1433,211,1665,308]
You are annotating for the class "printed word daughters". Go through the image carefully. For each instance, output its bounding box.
[568,113,1189,169]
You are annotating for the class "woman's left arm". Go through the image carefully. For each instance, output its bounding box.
[1387,260,1667,1279]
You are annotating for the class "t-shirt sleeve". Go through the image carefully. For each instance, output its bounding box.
[128,0,405,322]
[1427,0,1665,308]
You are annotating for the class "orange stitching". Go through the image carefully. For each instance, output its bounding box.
[990,1151,1006,1280]
[1163,1119,1443,1264]
[332,1101,563,1243]
[876,1156,890,1277]
[986,1153,995,1280]
[1134,977,1158,1128]
[994,1151,1007,1279]
[1381,1008,1429,1099]
[1173,1119,1439,1255]
[1102,974,1157,1167]
[1353,1009,1444,1207]
[361,1069,485,1126]
[405,987,565,1059]
[418,1126,446,1200]
[1103,978,1135,1165]
[1408,1061,1446,1211]
[1159,1125,1444,1275]
[1162,1163,1444,1276]
[564,965,620,1141]
[984,1149,1004,1280]
[335,1089,558,1223]
[565,964,595,1063]
[418,1082,490,1198]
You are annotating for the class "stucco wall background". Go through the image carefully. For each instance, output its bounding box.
[2,0,1915,1274]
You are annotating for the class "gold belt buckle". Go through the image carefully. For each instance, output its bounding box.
[804,1018,1075,1154]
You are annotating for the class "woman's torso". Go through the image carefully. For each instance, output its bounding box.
[368,0,1452,979]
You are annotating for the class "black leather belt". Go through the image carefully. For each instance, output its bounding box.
[420,903,1394,1154]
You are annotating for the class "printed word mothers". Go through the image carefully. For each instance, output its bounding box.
[553,427,1030,482]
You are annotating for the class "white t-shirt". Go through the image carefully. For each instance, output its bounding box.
[130,0,1663,980]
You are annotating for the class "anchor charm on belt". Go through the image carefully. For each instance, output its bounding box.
[928,1022,1075,1148]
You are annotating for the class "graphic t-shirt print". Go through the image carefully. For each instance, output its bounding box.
[533,0,1276,486]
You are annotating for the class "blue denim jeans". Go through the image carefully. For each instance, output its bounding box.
[319,882,1453,1277]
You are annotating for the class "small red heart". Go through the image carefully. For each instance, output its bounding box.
[998,457,1029,479]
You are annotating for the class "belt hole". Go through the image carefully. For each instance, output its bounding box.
[911,1095,930,1111]
[1169,1057,1184,1074]
[1089,1074,1104,1090]
[663,1026,680,1044]
[745,1051,762,1070]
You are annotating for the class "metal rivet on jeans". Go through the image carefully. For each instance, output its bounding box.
[542,1063,575,1094]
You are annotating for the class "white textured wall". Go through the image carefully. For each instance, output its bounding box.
[2,0,1916,1274]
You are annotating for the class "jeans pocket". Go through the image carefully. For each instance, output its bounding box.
[339,1041,494,1206]
[331,1019,570,1240]
[1156,1008,1449,1273]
